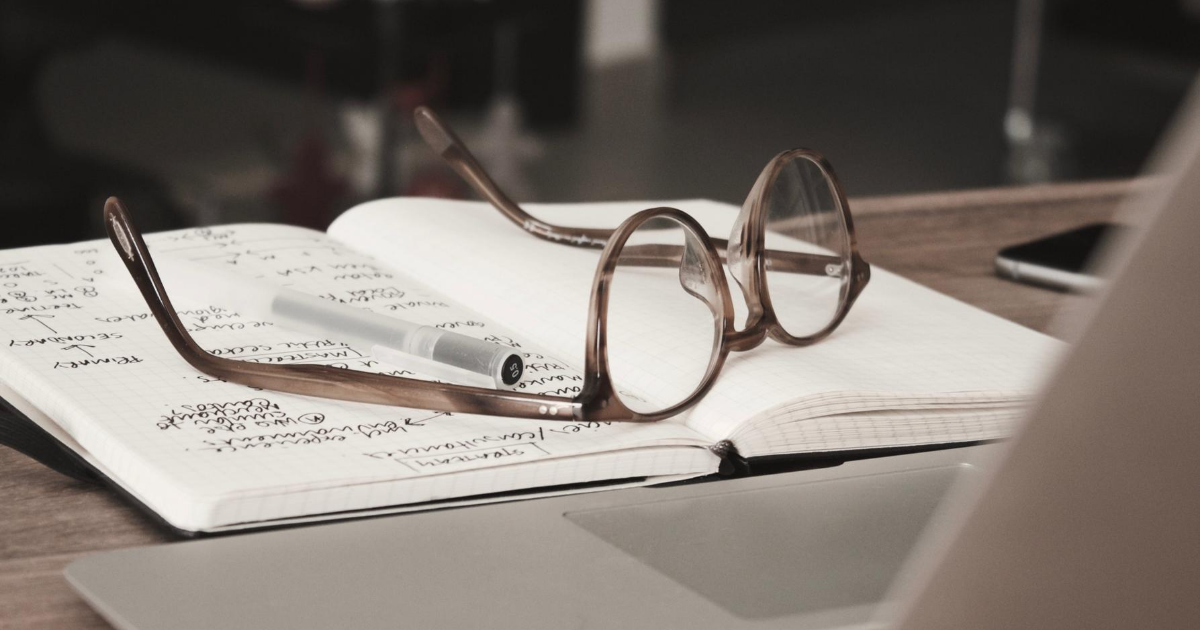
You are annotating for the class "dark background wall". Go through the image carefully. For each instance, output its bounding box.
[1,0,1197,248]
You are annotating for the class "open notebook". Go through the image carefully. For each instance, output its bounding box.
[0,198,1056,534]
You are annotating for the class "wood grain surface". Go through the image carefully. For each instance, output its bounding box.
[0,181,1139,629]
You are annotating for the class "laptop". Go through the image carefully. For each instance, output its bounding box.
[64,86,1200,630]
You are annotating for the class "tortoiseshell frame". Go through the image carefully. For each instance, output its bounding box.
[100,109,869,424]
[104,198,580,421]
[414,107,870,421]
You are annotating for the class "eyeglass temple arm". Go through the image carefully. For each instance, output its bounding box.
[617,242,843,276]
[415,107,841,277]
[414,107,613,248]
[101,197,577,420]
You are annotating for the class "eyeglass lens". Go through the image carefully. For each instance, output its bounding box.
[760,154,852,338]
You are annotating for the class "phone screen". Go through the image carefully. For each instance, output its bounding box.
[998,223,1119,274]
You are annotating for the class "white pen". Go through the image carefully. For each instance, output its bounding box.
[155,256,523,388]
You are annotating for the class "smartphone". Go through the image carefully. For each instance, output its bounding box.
[995,223,1124,292]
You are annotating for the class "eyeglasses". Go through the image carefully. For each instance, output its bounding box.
[104,108,869,423]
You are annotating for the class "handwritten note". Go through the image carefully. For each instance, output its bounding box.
[0,224,714,530]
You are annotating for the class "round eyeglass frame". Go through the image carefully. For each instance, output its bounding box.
[100,112,869,424]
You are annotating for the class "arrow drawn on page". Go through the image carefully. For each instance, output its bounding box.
[404,412,451,428]
[20,314,57,333]
[62,344,96,358]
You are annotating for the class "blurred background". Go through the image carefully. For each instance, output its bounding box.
[2,0,1198,248]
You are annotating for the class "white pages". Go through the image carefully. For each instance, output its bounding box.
[0,198,1056,533]
[331,198,1060,458]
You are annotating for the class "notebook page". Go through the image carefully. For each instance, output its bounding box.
[702,269,1056,454]
[1,375,713,533]
[0,226,713,531]
[331,198,1060,447]
[731,406,1020,457]
[330,199,727,410]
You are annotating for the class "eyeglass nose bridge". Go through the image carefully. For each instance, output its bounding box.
[724,325,768,353]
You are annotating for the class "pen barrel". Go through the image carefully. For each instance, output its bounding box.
[150,255,522,387]
[271,292,522,386]
[272,291,421,351]
[418,328,524,386]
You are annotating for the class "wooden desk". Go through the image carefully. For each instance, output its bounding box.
[0,180,1142,629]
